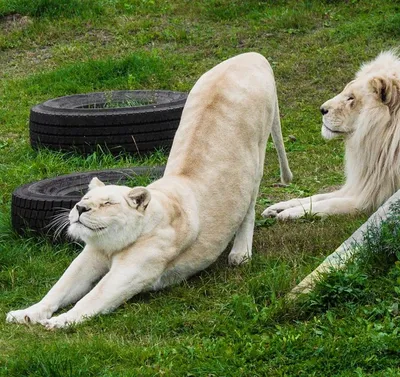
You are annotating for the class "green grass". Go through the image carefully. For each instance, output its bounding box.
[84,98,156,109]
[0,0,106,18]
[1,0,400,375]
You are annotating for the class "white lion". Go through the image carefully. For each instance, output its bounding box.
[263,50,400,220]
[6,52,292,329]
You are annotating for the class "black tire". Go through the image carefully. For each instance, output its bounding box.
[11,166,165,239]
[29,90,187,155]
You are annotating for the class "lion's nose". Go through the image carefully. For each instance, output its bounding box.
[320,107,329,115]
[76,204,90,216]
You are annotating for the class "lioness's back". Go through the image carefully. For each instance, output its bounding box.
[158,53,278,267]
[165,52,275,183]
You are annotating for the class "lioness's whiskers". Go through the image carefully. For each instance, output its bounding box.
[46,210,70,240]
[54,220,70,240]
[47,213,68,228]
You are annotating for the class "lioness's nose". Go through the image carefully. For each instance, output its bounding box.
[320,107,328,115]
[76,204,90,216]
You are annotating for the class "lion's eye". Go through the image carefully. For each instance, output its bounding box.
[104,201,112,205]
[347,96,355,101]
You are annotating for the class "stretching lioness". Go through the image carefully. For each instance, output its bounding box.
[7,52,292,328]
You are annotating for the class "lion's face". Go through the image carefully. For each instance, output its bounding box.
[68,177,151,251]
[320,76,392,140]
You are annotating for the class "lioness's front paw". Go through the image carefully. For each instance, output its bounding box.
[40,313,78,330]
[6,304,53,324]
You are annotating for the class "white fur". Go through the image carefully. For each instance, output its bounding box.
[263,50,400,220]
[6,53,292,328]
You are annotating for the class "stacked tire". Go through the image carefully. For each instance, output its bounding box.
[13,89,186,238]
[29,90,187,155]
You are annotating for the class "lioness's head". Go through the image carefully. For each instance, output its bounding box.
[320,51,400,140]
[68,177,151,251]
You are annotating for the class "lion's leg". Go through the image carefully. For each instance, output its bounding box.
[228,196,256,266]
[40,246,168,329]
[6,246,109,325]
[276,196,358,220]
[262,190,344,218]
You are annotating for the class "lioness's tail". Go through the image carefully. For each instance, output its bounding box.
[272,97,293,185]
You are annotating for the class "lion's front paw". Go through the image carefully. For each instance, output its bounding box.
[262,201,292,218]
[276,207,308,220]
[261,206,278,218]
[6,304,53,324]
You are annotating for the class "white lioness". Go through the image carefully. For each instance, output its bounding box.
[7,52,292,328]
[263,50,400,220]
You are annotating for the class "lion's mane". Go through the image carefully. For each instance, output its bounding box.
[344,50,400,211]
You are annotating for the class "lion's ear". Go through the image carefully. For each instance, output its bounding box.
[370,76,397,106]
[88,177,105,191]
[127,187,151,212]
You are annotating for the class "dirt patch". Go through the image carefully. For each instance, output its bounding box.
[0,132,21,142]
[1,13,33,32]
[86,28,114,46]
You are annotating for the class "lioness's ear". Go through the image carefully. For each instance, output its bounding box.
[127,187,151,211]
[88,177,105,191]
[370,76,396,105]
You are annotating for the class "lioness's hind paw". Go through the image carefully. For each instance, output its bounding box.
[228,251,251,266]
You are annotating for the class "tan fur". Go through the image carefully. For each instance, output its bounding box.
[263,50,400,220]
[6,52,292,328]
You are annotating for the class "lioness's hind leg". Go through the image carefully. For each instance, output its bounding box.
[228,198,256,266]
